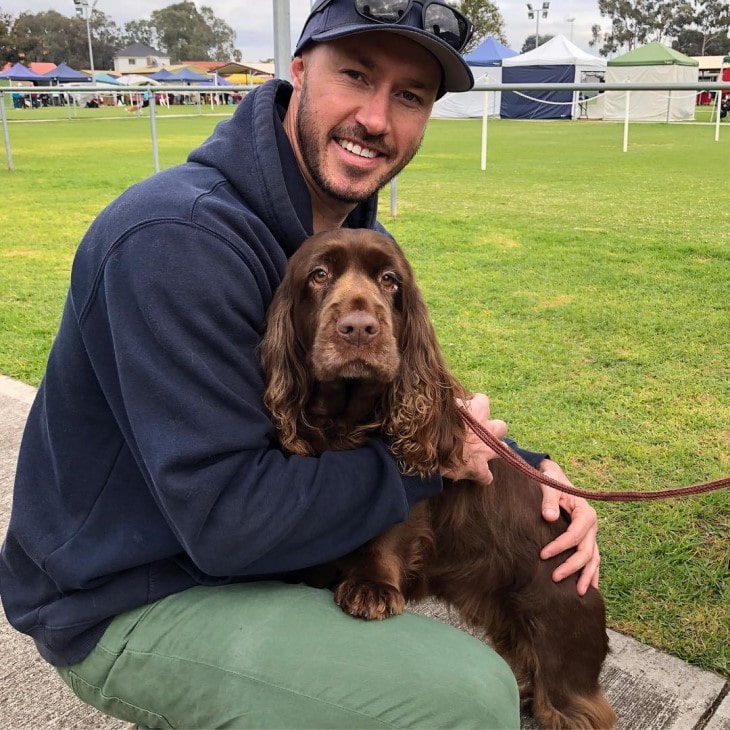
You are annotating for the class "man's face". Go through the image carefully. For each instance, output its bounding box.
[289,33,441,206]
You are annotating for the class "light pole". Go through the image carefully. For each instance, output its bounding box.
[73,0,97,76]
[526,2,549,49]
[566,17,576,42]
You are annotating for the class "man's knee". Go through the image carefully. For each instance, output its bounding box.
[392,643,520,729]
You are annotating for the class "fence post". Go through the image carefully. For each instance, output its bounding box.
[148,91,160,173]
[0,92,14,172]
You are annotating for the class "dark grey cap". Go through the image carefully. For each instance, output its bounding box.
[293,0,474,94]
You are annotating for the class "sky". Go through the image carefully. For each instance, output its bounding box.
[1,0,606,64]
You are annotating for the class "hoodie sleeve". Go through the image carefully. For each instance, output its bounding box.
[78,221,441,577]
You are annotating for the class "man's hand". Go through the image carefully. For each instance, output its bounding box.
[538,459,600,596]
[441,394,507,486]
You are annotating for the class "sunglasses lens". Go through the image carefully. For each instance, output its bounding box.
[354,0,411,23]
[423,4,470,51]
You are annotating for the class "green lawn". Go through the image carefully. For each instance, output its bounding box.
[1,110,728,677]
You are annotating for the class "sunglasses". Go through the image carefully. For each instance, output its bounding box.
[310,0,474,53]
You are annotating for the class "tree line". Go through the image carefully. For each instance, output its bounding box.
[591,0,730,56]
[0,1,240,70]
[0,0,728,71]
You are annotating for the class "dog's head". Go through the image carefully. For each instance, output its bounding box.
[260,229,466,475]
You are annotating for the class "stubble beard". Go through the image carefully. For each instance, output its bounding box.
[295,78,423,205]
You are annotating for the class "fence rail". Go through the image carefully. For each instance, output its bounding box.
[1,81,729,173]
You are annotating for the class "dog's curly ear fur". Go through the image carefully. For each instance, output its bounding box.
[383,268,467,478]
[259,276,314,456]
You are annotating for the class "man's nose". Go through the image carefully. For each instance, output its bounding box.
[354,89,391,137]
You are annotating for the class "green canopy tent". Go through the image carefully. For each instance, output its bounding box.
[601,42,699,122]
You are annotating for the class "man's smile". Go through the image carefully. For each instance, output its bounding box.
[335,138,381,159]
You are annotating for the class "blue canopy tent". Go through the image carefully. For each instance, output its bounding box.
[43,62,91,83]
[150,68,176,82]
[169,67,209,83]
[0,62,45,82]
[203,75,234,86]
[431,37,517,118]
[465,37,518,67]
[500,35,606,119]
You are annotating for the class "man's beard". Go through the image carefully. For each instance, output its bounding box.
[295,78,423,204]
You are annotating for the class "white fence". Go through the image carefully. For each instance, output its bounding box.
[1,81,729,173]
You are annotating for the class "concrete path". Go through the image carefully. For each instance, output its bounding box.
[1,374,727,729]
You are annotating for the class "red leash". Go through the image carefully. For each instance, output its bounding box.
[458,408,730,502]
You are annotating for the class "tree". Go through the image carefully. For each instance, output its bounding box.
[3,9,121,69]
[121,19,158,49]
[673,28,730,55]
[668,0,730,55]
[138,1,238,62]
[0,8,13,64]
[590,0,730,56]
[589,0,658,55]
[521,34,554,53]
[453,0,507,52]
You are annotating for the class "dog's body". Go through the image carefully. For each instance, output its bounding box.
[260,229,615,729]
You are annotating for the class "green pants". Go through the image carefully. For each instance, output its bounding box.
[57,582,519,729]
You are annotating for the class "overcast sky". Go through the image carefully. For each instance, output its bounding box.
[1,0,605,63]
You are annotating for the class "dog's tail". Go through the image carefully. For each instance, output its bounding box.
[532,685,616,729]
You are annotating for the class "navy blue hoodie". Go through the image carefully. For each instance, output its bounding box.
[0,79,545,667]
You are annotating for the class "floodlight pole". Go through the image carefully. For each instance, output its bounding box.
[73,0,97,77]
[527,2,549,49]
[566,17,575,42]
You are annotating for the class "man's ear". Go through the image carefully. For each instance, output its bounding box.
[290,55,305,92]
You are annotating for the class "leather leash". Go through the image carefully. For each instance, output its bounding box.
[458,408,730,502]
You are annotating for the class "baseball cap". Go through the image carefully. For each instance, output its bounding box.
[293,0,474,95]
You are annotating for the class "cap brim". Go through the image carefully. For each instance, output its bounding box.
[302,24,473,94]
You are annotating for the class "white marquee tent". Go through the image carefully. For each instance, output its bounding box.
[431,37,517,119]
[500,35,606,119]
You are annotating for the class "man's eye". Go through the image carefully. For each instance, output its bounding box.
[400,90,422,106]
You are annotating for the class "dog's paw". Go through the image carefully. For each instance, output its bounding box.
[334,579,405,620]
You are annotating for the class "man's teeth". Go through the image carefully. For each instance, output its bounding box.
[338,139,378,158]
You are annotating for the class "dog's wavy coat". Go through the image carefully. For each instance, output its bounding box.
[260,229,615,730]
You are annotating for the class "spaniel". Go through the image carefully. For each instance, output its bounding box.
[259,229,615,730]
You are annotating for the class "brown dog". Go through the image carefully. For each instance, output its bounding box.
[260,229,615,729]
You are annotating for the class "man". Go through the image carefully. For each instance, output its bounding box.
[0,1,599,727]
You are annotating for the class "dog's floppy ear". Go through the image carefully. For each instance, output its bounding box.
[259,272,314,456]
[383,262,467,478]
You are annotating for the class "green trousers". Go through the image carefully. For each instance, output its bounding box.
[57,582,519,729]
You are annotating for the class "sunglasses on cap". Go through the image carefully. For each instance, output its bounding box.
[309,0,474,53]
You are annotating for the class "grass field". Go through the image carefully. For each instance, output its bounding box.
[1,107,728,677]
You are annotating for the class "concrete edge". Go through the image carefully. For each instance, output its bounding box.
[0,374,37,405]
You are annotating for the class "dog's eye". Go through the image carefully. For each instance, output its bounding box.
[380,272,400,292]
[310,268,329,285]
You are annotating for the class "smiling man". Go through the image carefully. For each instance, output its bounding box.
[1,0,600,727]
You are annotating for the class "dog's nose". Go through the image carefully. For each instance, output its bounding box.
[337,310,379,345]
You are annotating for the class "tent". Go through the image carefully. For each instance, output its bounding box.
[500,35,606,119]
[169,67,209,83]
[93,72,121,85]
[150,68,177,82]
[116,74,160,85]
[600,42,698,122]
[43,62,91,83]
[0,62,45,82]
[431,37,517,118]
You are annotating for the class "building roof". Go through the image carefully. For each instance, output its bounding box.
[690,55,726,70]
[115,43,166,58]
